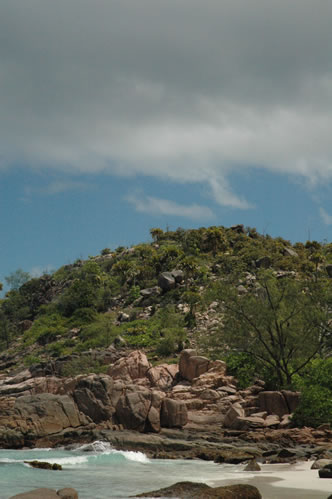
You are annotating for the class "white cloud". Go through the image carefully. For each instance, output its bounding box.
[126,193,214,220]
[1,1,332,207]
[320,207,332,225]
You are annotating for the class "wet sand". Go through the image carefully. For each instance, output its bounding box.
[212,461,332,499]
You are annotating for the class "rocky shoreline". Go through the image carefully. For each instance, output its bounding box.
[0,348,331,470]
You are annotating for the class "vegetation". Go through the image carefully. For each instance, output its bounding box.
[291,358,332,427]
[0,224,331,428]
[203,273,331,387]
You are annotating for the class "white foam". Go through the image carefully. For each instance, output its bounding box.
[74,440,150,463]
[75,441,113,453]
[44,455,90,466]
[0,458,21,464]
[114,450,150,463]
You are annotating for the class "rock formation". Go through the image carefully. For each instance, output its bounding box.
[0,348,325,450]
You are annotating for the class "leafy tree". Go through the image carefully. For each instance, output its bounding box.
[100,248,111,256]
[5,269,31,290]
[150,227,164,243]
[206,274,331,387]
[57,261,103,316]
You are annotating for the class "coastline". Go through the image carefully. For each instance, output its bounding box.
[210,461,332,499]
[1,443,331,499]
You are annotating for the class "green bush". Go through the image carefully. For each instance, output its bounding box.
[24,313,67,346]
[23,354,41,367]
[70,307,98,326]
[156,327,187,357]
[79,314,116,348]
[223,353,257,388]
[291,385,332,427]
[126,285,141,304]
[291,358,332,427]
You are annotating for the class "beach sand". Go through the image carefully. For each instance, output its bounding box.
[212,461,332,499]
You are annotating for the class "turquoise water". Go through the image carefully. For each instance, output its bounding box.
[0,441,242,498]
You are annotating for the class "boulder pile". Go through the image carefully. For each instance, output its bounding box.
[0,348,315,448]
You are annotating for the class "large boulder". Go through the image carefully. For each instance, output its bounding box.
[0,394,89,442]
[258,391,289,417]
[136,481,262,498]
[147,364,178,390]
[281,390,300,413]
[115,386,164,432]
[108,350,151,382]
[160,398,188,428]
[0,375,62,398]
[72,374,114,423]
[115,388,151,431]
[158,272,176,291]
[179,350,211,382]
[223,403,245,428]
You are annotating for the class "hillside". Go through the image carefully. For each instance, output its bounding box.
[0,224,331,427]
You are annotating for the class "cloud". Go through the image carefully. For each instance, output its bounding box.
[320,208,332,225]
[1,0,332,207]
[126,193,214,220]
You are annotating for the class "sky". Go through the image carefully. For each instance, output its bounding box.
[1,0,332,285]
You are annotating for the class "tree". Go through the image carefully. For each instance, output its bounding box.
[207,273,331,387]
[57,261,103,316]
[150,227,164,243]
[5,269,30,290]
[0,308,12,348]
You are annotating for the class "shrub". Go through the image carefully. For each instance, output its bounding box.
[223,352,257,389]
[70,307,98,326]
[24,313,67,346]
[156,327,187,357]
[291,358,332,427]
[291,385,332,427]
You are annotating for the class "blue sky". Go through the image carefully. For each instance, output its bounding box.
[1,1,332,285]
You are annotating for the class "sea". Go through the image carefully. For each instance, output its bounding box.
[0,441,248,498]
[0,441,330,499]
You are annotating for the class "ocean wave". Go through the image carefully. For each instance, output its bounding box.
[112,449,150,464]
[73,441,150,464]
[75,440,113,453]
[0,441,150,468]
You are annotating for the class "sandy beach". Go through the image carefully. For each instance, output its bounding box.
[212,461,332,499]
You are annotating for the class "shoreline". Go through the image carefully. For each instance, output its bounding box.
[1,444,331,499]
[209,461,332,499]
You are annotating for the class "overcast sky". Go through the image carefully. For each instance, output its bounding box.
[1,0,332,280]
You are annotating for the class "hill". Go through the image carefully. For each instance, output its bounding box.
[0,224,331,428]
